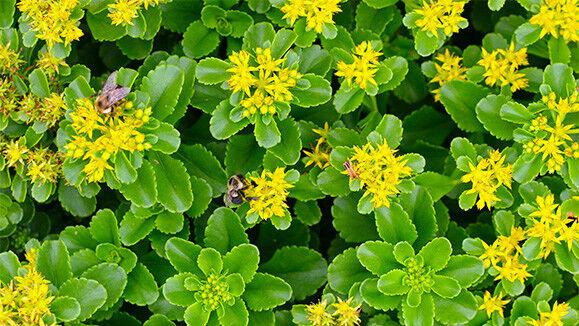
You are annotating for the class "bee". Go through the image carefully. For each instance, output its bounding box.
[95,71,131,115]
[567,211,577,222]
[225,174,257,207]
[343,160,359,180]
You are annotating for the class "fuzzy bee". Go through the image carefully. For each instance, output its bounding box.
[343,160,359,180]
[95,71,131,115]
[225,174,257,207]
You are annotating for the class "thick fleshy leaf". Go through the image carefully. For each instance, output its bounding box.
[360,278,401,311]
[0,251,20,284]
[223,244,260,283]
[182,20,220,59]
[268,117,302,165]
[177,144,228,196]
[357,241,400,276]
[184,302,210,326]
[417,238,452,271]
[402,293,434,326]
[82,263,128,311]
[375,203,418,245]
[219,297,249,326]
[140,64,185,120]
[440,80,488,133]
[378,269,410,296]
[332,195,380,243]
[204,207,249,254]
[58,278,107,322]
[438,255,484,288]
[125,263,159,306]
[51,296,81,322]
[432,289,477,324]
[36,240,72,288]
[148,153,193,213]
[242,273,292,311]
[399,186,437,247]
[89,209,121,246]
[260,246,327,301]
[162,273,197,307]
[165,237,204,276]
[431,275,460,298]
[327,248,372,294]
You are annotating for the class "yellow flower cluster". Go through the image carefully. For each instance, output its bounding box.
[478,43,529,92]
[1,138,63,184]
[335,41,382,90]
[526,194,578,258]
[304,123,332,169]
[461,150,513,210]
[529,0,579,42]
[528,302,570,326]
[280,0,342,34]
[0,43,23,75]
[244,168,294,221]
[17,0,83,48]
[479,226,532,283]
[0,249,57,326]
[0,78,20,115]
[37,52,69,78]
[429,50,467,101]
[347,139,414,209]
[542,90,579,116]
[108,0,166,26]
[306,298,361,326]
[64,99,152,183]
[478,291,509,318]
[227,48,300,117]
[414,0,468,37]
[523,114,578,173]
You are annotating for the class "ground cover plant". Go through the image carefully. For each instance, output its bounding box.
[0,0,577,325]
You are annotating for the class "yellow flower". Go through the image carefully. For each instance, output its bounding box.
[0,248,57,325]
[529,0,579,42]
[413,0,468,37]
[303,123,332,169]
[335,41,382,90]
[226,47,300,118]
[494,254,532,283]
[244,168,294,221]
[479,240,503,268]
[3,140,29,168]
[461,149,513,210]
[347,139,415,209]
[332,297,361,326]
[37,51,69,77]
[478,291,509,318]
[281,0,341,34]
[478,43,529,92]
[429,50,467,101]
[107,0,167,26]
[65,99,153,183]
[542,90,579,116]
[306,300,333,326]
[17,0,83,48]
[528,301,570,326]
[26,147,63,184]
[0,43,23,74]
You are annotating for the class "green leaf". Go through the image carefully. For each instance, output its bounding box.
[402,293,434,326]
[227,11,254,38]
[432,289,477,324]
[363,0,398,8]
[548,37,570,64]
[117,37,153,60]
[360,278,401,311]
[417,238,451,272]
[187,176,213,218]
[220,297,249,326]
[29,69,50,98]
[297,45,332,76]
[184,302,210,326]
[177,144,228,196]
[119,210,156,246]
[149,153,193,213]
[114,151,138,184]
[204,208,249,254]
[209,101,250,139]
[51,296,81,322]
[268,117,302,165]
[144,314,177,326]
[374,114,403,149]
[36,240,72,288]
[225,134,266,176]
[242,273,292,311]
[543,63,575,98]
[378,269,410,295]
[488,0,506,10]
[500,101,534,124]
[197,247,223,275]
[515,22,541,46]
[0,0,15,28]
[155,211,184,234]
[332,195,380,243]
[125,263,159,306]
[440,80,488,132]
[0,251,20,284]
[327,248,372,294]
[333,86,365,114]
[89,209,121,246]
[414,30,438,57]
[260,246,327,301]
[140,64,185,121]
[120,160,158,208]
[243,22,275,49]
[399,186,437,247]
[531,282,553,303]
[317,167,350,197]
[413,173,455,202]
[291,74,332,107]
[357,241,400,276]
[165,237,204,275]
[431,275,460,298]
[182,20,220,59]
[450,137,477,161]
[513,154,542,183]
[271,29,297,58]
[223,244,260,283]
[86,11,127,41]
[196,58,232,85]
[150,122,181,154]
[58,278,107,322]
[375,203,418,245]
[475,94,517,140]
[255,118,281,148]
[82,263,128,311]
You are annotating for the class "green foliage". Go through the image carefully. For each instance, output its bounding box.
[0,0,578,325]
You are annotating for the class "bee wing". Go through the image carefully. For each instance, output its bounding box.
[102,71,119,92]
[106,86,131,104]
[224,194,232,207]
